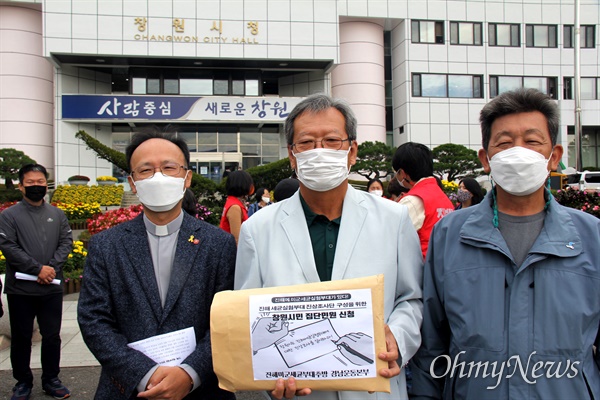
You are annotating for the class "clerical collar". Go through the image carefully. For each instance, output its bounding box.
[143,211,184,237]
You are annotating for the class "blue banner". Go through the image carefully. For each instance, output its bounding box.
[62,95,199,120]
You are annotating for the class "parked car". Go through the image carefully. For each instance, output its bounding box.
[567,171,600,191]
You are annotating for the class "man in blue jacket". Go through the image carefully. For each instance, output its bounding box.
[410,88,600,399]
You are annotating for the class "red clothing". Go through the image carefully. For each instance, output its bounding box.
[407,177,454,258]
[219,196,248,233]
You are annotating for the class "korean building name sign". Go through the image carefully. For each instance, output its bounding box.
[132,18,261,44]
[62,95,303,123]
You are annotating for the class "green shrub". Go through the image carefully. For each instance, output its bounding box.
[0,188,22,202]
[245,158,293,190]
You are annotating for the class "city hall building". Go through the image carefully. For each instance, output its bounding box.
[1,0,599,183]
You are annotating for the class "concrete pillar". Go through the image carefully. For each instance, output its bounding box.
[0,4,54,178]
[332,19,386,144]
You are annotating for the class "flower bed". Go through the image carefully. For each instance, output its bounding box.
[96,176,118,182]
[87,204,144,235]
[553,187,600,218]
[52,184,124,206]
[53,202,102,221]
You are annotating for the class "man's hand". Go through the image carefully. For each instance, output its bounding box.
[271,377,312,400]
[137,366,192,400]
[37,265,56,285]
[377,324,401,378]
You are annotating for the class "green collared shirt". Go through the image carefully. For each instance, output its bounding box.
[299,194,341,282]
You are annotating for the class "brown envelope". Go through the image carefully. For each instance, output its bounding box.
[210,274,390,393]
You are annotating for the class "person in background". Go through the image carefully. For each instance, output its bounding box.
[455,177,484,209]
[393,142,454,259]
[410,88,600,399]
[181,188,199,217]
[273,178,300,202]
[0,164,73,400]
[235,93,423,400]
[366,178,384,197]
[78,129,236,400]
[220,170,254,244]
[247,187,270,217]
[387,177,409,202]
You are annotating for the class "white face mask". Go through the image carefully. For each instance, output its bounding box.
[261,196,271,204]
[489,146,551,196]
[133,172,188,212]
[293,148,350,192]
[370,189,383,197]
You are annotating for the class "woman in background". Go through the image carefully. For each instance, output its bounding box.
[220,170,254,244]
[248,187,270,217]
[366,178,384,197]
[455,177,484,209]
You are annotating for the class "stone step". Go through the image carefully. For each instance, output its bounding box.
[120,191,141,207]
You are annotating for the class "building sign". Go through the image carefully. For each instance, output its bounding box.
[61,95,302,122]
[131,18,260,44]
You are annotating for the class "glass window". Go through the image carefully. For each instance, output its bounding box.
[240,127,260,145]
[232,80,245,95]
[450,22,482,45]
[526,25,557,47]
[421,74,447,97]
[214,80,229,95]
[490,23,520,47]
[180,79,212,95]
[198,127,217,152]
[243,157,261,170]
[218,127,238,152]
[498,76,522,94]
[261,146,279,157]
[262,157,278,164]
[411,20,444,44]
[241,145,260,156]
[448,75,473,97]
[132,78,146,94]
[178,130,197,152]
[245,80,259,96]
[147,79,160,94]
[581,78,597,100]
[564,25,596,48]
[262,132,280,145]
[496,24,512,46]
[164,79,179,94]
[413,74,483,98]
[491,76,557,98]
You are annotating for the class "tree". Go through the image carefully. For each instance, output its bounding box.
[75,130,128,172]
[432,143,481,181]
[0,148,36,190]
[351,141,395,180]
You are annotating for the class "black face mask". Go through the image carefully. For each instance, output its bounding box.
[24,185,47,202]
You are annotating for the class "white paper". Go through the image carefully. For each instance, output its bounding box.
[15,272,61,285]
[249,289,376,381]
[127,327,196,366]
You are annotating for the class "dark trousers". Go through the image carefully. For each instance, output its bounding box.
[7,293,63,386]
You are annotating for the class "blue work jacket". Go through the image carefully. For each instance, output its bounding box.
[411,192,600,399]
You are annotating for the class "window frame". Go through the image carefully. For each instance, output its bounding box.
[411,20,445,44]
[525,24,557,48]
[490,75,558,98]
[412,73,484,98]
[450,21,483,46]
[564,25,596,48]
[488,23,521,47]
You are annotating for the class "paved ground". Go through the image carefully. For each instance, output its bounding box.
[0,294,263,400]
